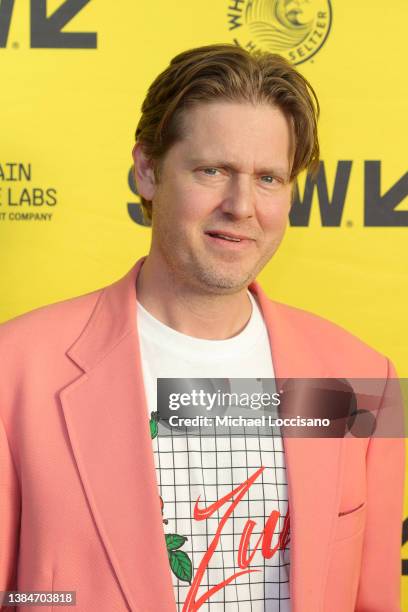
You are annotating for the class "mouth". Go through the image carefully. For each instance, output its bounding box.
[204,230,255,251]
[204,231,252,243]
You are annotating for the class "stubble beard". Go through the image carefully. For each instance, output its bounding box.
[188,238,282,294]
[188,259,253,293]
[154,211,282,295]
[161,235,273,295]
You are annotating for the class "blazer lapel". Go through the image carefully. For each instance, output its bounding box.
[251,283,344,612]
[59,258,176,611]
[59,258,343,612]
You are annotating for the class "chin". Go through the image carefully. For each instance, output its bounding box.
[196,271,253,294]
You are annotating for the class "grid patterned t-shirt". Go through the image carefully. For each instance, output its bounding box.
[137,292,291,611]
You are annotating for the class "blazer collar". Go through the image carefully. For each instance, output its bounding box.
[66,259,145,372]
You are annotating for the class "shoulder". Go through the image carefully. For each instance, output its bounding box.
[266,298,390,378]
[0,286,103,358]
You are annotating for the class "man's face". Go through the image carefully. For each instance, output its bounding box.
[147,101,293,293]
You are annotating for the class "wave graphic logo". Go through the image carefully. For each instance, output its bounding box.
[228,0,332,65]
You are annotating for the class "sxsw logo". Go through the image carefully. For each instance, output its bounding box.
[0,0,97,48]
[128,161,408,227]
[290,161,408,227]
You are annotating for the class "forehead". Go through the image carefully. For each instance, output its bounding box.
[172,101,292,169]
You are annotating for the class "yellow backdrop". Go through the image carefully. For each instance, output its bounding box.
[1,0,407,605]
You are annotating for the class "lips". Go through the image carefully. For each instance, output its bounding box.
[205,231,252,242]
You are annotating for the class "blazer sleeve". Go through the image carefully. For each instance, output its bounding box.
[0,411,20,611]
[355,359,406,611]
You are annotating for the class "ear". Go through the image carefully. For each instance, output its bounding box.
[132,143,157,201]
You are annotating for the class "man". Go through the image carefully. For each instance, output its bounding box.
[0,44,404,612]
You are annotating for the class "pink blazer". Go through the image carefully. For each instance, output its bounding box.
[0,258,405,611]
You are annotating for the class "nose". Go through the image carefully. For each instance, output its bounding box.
[220,174,255,219]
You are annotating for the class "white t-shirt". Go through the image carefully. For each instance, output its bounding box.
[137,291,291,611]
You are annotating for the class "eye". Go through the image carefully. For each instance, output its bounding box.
[260,175,276,184]
[202,167,219,176]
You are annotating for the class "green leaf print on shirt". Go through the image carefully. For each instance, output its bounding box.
[150,411,159,439]
[165,533,188,551]
[168,548,193,584]
[151,413,194,584]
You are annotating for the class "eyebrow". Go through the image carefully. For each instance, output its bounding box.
[189,158,290,180]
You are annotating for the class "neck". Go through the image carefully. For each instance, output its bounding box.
[136,255,253,340]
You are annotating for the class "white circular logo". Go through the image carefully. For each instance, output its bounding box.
[227,0,332,65]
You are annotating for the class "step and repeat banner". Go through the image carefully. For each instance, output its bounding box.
[1,0,407,605]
